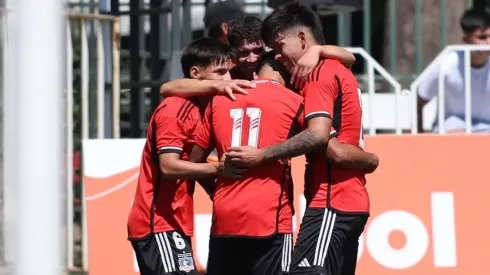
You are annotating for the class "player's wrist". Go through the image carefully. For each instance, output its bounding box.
[210,80,224,94]
[207,162,220,175]
[259,148,271,162]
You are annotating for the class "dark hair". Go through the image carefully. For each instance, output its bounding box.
[181,38,235,78]
[257,50,292,88]
[227,16,263,48]
[261,2,325,47]
[460,8,490,34]
[207,24,223,40]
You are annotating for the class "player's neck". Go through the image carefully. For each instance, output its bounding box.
[257,72,285,86]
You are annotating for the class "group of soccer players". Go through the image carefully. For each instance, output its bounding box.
[127,3,379,275]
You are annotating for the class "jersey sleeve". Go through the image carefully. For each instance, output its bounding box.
[417,64,439,100]
[154,110,188,154]
[303,77,338,122]
[195,103,215,150]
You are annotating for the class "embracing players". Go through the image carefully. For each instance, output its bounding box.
[159,15,356,99]
[189,50,377,275]
[226,3,373,275]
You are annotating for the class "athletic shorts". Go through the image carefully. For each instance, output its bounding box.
[289,207,368,275]
[131,231,198,275]
[206,233,293,275]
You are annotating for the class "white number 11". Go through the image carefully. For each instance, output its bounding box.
[230,108,262,147]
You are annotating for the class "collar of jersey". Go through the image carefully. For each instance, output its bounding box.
[253,78,280,85]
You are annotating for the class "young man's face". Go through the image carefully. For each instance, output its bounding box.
[271,28,307,72]
[463,27,490,66]
[235,40,266,80]
[192,60,234,81]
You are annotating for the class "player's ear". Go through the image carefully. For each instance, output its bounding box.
[298,31,306,49]
[221,22,229,37]
[189,66,200,79]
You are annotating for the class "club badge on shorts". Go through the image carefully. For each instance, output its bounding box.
[178,253,195,273]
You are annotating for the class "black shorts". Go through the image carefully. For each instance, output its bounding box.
[131,231,198,275]
[206,233,293,275]
[289,208,368,275]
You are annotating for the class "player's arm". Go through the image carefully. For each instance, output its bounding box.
[226,79,336,166]
[155,111,219,180]
[187,106,218,196]
[317,45,356,68]
[159,153,219,179]
[327,137,379,173]
[290,45,355,89]
[159,79,253,100]
[417,63,440,133]
[189,145,217,200]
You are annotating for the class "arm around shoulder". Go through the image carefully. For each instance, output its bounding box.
[317,45,356,68]
[160,79,219,98]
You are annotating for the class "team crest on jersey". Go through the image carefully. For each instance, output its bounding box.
[178,253,195,273]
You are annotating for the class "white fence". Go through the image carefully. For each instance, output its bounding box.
[66,13,121,269]
[409,44,490,134]
[345,47,405,134]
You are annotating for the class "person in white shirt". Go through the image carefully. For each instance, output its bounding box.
[417,8,490,133]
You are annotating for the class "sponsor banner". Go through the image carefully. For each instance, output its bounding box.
[83,135,490,275]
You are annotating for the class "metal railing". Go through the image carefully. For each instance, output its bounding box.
[345,47,403,135]
[0,6,8,268]
[409,44,490,134]
[66,12,121,270]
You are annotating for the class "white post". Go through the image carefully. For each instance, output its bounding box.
[14,0,65,274]
[4,0,19,268]
[437,61,446,134]
[66,20,75,270]
[463,49,472,134]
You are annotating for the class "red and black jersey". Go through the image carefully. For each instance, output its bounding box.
[195,78,304,237]
[302,59,369,214]
[127,97,205,239]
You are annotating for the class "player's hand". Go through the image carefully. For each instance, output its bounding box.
[225,146,265,168]
[212,80,255,100]
[290,45,321,90]
[364,153,379,174]
[217,154,248,179]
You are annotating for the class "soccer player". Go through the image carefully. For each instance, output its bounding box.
[189,51,377,275]
[226,3,371,275]
[127,38,241,275]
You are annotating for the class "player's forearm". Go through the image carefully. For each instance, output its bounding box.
[262,129,327,161]
[160,160,218,179]
[318,45,356,68]
[160,79,218,98]
[327,145,378,169]
[416,96,428,133]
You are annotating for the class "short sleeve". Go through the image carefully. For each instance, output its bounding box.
[418,65,439,100]
[303,78,338,122]
[297,104,305,130]
[153,111,188,154]
[195,103,214,150]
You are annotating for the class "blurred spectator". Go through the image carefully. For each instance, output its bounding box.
[165,1,245,81]
[417,7,490,133]
[204,0,246,44]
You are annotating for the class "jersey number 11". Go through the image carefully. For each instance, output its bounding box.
[229,108,262,147]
